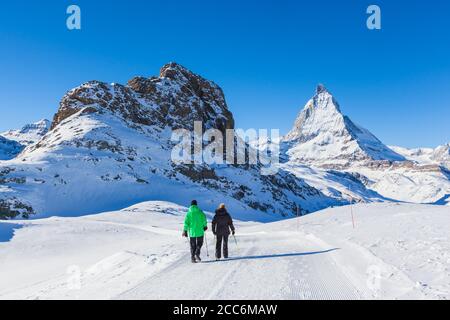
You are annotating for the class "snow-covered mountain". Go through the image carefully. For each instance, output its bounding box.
[283,85,405,168]
[1,119,50,146]
[280,85,450,205]
[432,144,450,168]
[0,63,340,220]
[390,144,450,169]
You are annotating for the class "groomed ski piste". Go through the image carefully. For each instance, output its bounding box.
[1,201,449,300]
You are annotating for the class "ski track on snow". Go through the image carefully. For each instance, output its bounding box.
[115,233,363,300]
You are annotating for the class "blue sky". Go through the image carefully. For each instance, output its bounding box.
[0,0,449,148]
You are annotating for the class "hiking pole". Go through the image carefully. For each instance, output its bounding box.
[204,234,210,257]
[186,235,190,251]
[232,234,240,253]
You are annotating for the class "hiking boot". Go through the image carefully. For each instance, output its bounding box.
[195,254,202,262]
[191,257,197,263]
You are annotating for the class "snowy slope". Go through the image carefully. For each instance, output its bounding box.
[347,163,450,204]
[1,201,448,300]
[390,144,450,169]
[279,162,389,203]
[1,119,50,146]
[0,136,24,160]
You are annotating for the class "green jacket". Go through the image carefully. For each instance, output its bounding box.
[183,205,207,238]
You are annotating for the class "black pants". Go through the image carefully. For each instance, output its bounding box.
[215,234,229,259]
[190,236,204,258]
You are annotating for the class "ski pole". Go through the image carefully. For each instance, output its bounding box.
[232,234,239,252]
[204,234,210,257]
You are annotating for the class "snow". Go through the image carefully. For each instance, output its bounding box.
[1,119,50,146]
[283,86,405,166]
[0,136,23,160]
[1,201,449,300]
[390,144,450,169]
[279,86,449,205]
[352,164,450,204]
[2,69,345,220]
[1,71,448,221]
[280,162,386,203]
[0,108,304,219]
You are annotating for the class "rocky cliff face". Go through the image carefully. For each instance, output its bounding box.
[52,63,234,134]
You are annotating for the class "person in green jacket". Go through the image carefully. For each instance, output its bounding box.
[182,200,208,263]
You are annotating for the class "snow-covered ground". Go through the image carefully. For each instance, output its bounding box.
[0,201,449,300]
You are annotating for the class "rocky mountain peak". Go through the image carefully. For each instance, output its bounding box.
[51,63,234,134]
[159,62,193,81]
[283,86,405,167]
[316,84,329,95]
[284,85,342,142]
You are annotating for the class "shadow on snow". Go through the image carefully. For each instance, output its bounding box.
[0,223,23,243]
[203,248,340,263]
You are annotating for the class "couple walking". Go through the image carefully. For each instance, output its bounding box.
[182,200,235,263]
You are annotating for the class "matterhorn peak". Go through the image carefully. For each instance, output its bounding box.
[312,83,341,113]
[283,85,405,167]
[284,85,342,142]
[315,84,330,95]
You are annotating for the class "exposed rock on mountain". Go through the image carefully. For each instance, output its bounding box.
[52,63,234,134]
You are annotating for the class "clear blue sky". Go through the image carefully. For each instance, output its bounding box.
[0,0,449,148]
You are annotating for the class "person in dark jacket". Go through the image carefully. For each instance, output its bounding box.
[212,203,235,260]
